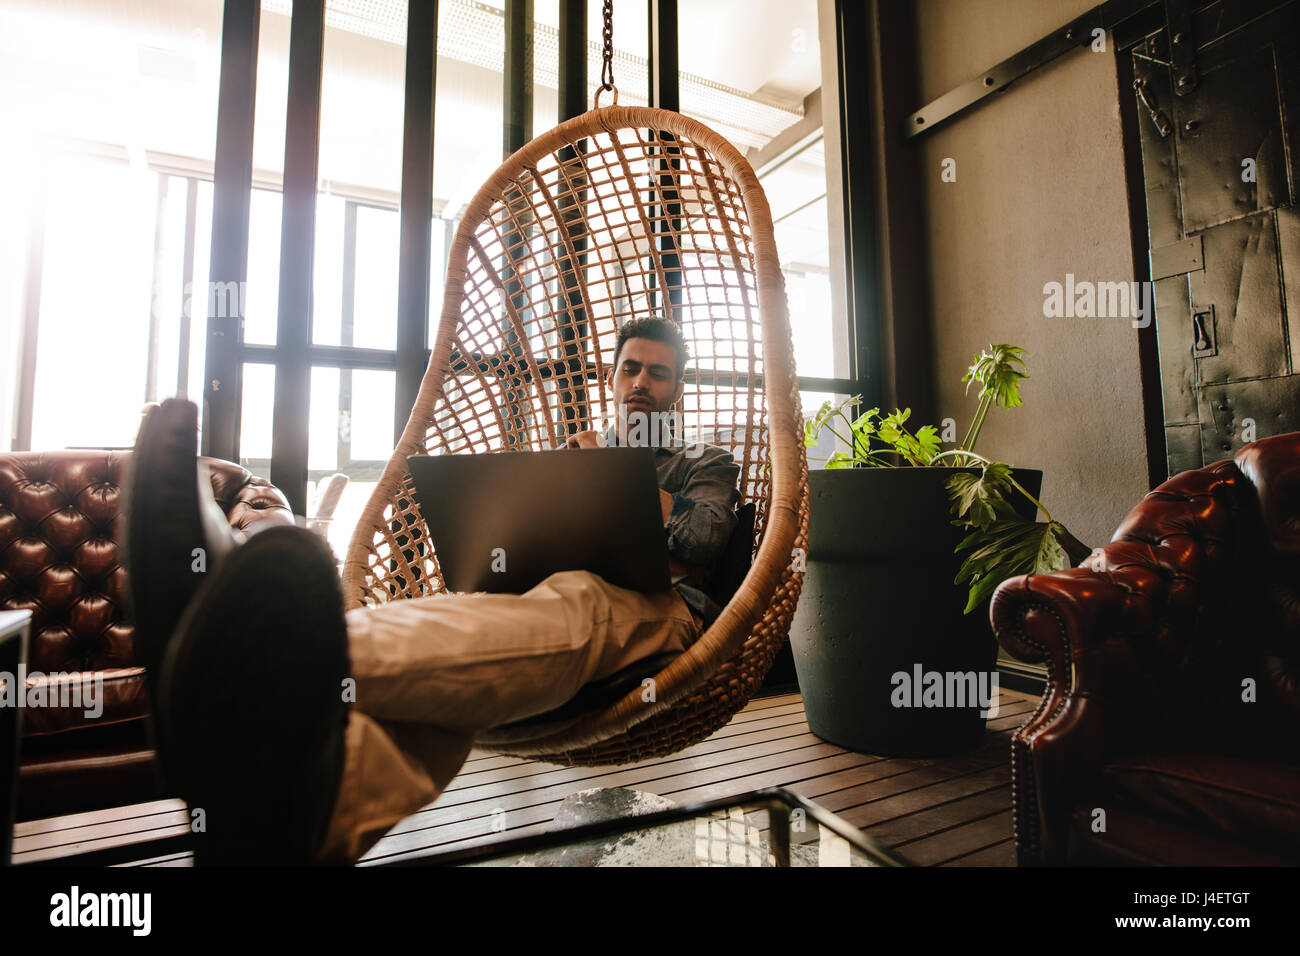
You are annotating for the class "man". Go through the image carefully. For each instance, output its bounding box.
[124,317,741,864]
[566,317,740,625]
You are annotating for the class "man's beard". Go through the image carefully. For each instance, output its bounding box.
[614,402,679,447]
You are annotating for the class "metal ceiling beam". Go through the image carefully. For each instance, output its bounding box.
[749,88,824,178]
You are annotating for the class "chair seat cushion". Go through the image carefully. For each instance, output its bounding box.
[1067,804,1292,866]
[18,744,161,822]
[16,666,149,735]
[1098,753,1300,857]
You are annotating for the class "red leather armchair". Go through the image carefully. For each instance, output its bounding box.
[991,432,1300,865]
[0,451,292,821]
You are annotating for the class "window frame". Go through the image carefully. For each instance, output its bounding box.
[8,0,877,505]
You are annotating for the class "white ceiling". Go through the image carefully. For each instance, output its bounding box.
[530,0,822,103]
[1,0,829,267]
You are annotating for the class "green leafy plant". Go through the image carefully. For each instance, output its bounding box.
[957,343,1027,462]
[945,459,1089,613]
[803,403,941,468]
[803,344,1090,613]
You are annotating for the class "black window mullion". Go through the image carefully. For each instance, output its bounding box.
[646,0,682,323]
[244,343,399,371]
[501,0,535,449]
[558,0,586,121]
[647,0,679,111]
[395,0,438,446]
[269,0,325,517]
[504,0,534,157]
[176,177,199,399]
[834,0,881,408]
[557,0,589,436]
[203,0,261,462]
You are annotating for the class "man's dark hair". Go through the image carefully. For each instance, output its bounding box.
[612,317,690,382]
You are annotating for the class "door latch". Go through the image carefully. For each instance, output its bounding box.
[1192,306,1216,356]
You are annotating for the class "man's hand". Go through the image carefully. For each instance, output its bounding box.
[661,490,705,583]
[561,425,712,587]
[565,430,605,449]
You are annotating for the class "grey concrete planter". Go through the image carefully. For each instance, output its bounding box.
[789,466,1042,757]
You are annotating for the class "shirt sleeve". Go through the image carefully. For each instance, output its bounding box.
[663,446,741,568]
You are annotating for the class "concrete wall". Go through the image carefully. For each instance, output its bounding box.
[912,0,1152,548]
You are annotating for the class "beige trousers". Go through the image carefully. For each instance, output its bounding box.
[314,570,701,863]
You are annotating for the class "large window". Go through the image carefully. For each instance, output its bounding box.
[5,0,866,550]
[679,4,834,331]
[676,0,842,463]
[239,1,414,549]
[2,0,226,451]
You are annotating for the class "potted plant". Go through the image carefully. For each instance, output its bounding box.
[789,345,1089,756]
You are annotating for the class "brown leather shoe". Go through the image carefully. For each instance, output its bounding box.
[158,525,350,865]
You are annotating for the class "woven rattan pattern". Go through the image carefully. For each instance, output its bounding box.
[342,106,809,765]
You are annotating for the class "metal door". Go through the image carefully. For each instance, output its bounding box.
[1131,0,1300,474]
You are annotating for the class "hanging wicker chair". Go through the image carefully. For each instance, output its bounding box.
[342,105,809,766]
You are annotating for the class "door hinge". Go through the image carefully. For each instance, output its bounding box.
[1150,235,1204,280]
[1134,76,1172,138]
[1164,0,1198,95]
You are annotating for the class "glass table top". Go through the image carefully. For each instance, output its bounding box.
[380,787,910,868]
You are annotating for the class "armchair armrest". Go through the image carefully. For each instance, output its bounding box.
[200,457,295,533]
[991,566,1155,865]
[990,457,1257,863]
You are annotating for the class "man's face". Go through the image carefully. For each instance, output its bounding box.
[608,336,684,419]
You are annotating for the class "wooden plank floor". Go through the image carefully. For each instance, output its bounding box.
[10,687,1038,867]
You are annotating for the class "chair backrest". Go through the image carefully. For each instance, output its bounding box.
[1231,432,1300,753]
[705,502,757,607]
[350,106,798,606]
[1096,432,1300,756]
[0,451,291,697]
[308,472,349,537]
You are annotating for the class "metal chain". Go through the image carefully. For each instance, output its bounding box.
[598,0,616,100]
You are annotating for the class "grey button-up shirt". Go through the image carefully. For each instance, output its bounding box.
[599,420,741,626]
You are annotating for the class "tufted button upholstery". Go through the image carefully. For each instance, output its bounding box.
[0,450,292,819]
[991,431,1300,865]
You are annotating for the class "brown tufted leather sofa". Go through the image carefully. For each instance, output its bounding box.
[0,450,293,821]
[991,432,1300,866]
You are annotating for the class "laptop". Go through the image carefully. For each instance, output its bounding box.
[406,446,672,595]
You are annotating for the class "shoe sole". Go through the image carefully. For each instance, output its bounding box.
[122,399,206,699]
[159,526,350,865]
